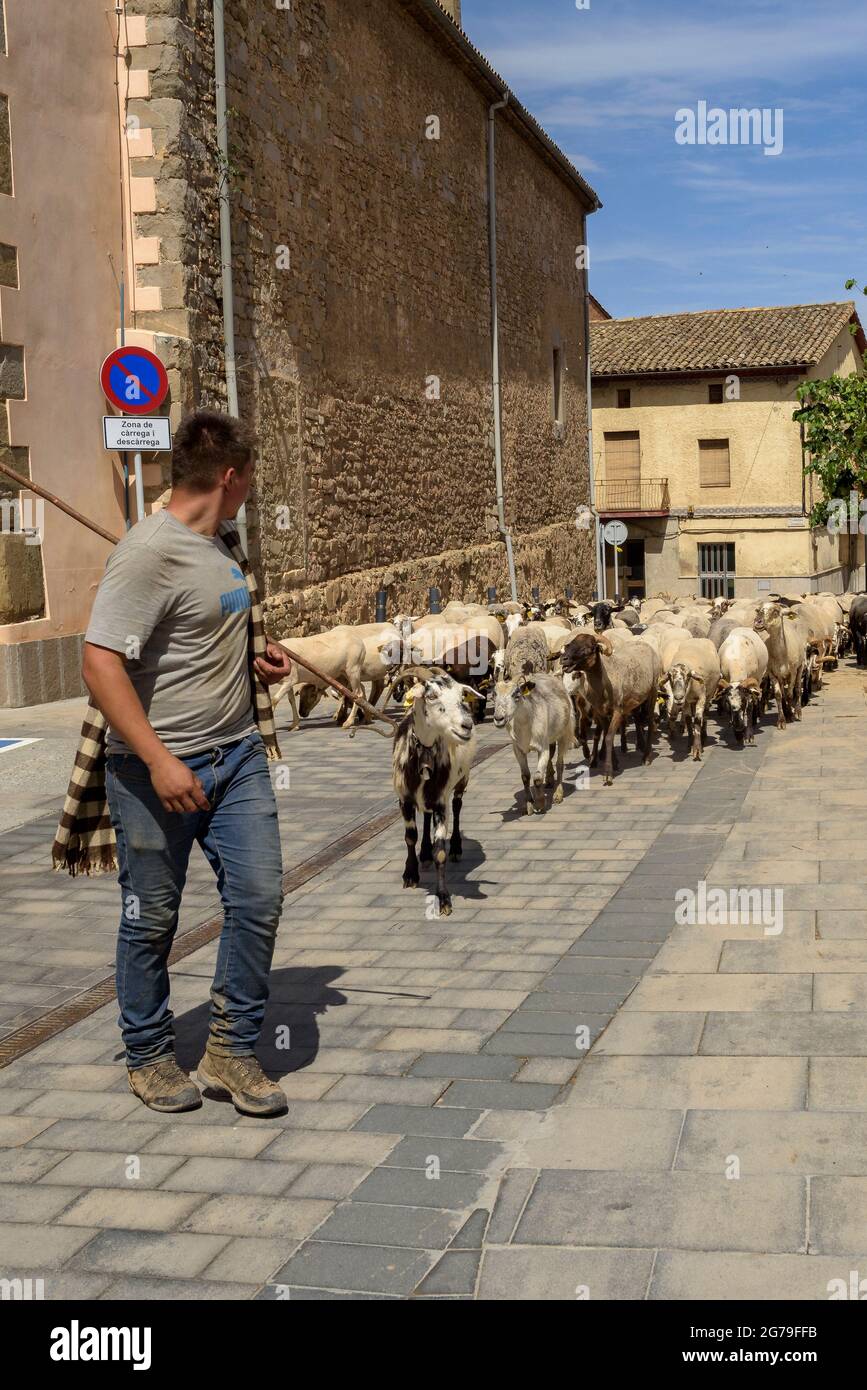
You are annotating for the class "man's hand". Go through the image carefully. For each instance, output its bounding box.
[149,752,210,814]
[254,640,292,686]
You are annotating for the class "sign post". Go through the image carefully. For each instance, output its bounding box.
[100,347,170,525]
[602,519,628,602]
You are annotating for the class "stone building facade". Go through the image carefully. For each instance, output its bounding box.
[0,0,599,704]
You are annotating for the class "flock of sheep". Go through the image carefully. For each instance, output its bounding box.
[271,588,861,917]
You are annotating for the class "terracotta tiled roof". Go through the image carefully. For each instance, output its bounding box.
[591,302,859,377]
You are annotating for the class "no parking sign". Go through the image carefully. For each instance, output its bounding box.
[100,346,168,415]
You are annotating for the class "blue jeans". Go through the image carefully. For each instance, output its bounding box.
[106,733,283,1070]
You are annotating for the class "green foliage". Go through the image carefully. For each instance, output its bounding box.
[794,355,867,525]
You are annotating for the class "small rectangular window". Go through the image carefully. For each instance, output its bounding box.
[0,242,17,288]
[698,542,735,599]
[0,94,11,196]
[617,388,631,409]
[708,383,724,404]
[699,438,730,488]
[552,347,562,423]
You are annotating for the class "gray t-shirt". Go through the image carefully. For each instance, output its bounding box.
[86,511,256,757]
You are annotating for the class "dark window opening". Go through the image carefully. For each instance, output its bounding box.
[708,383,724,404]
[698,542,736,599]
[617,388,631,409]
[552,347,562,423]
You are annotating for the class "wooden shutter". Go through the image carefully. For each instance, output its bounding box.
[604,431,640,482]
[699,439,730,488]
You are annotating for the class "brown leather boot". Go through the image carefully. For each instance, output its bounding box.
[197,1047,288,1117]
[128,1056,202,1113]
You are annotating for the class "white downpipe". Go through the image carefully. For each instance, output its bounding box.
[213,0,247,552]
[583,281,604,600]
[488,93,518,603]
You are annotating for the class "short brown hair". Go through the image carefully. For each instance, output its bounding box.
[171,409,254,490]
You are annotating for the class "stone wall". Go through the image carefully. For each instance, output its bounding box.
[226,0,595,631]
[129,0,596,630]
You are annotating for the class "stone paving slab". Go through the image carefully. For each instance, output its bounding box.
[3,663,867,1298]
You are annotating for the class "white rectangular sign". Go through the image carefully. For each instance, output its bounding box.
[103,416,172,452]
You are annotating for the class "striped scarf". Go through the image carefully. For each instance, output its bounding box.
[52,523,281,876]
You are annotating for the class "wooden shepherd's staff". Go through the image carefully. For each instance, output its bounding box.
[0,457,398,732]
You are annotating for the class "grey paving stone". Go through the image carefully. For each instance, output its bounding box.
[256,1284,397,1300]
[286,1164,370,1200]
[98,1276,255,1300]
[581,918,672,943]
[57,1187,207,1230]
[0,1220,98,1268]
[514,1170,805,1253]
[0,1146,69,1184]
[71,1228,231,1277]
[348,1166,485,1211]
[486,1168,538,1243]
[143,1124,277,1159]
[20,1118,160,1153]
[353,1105,482,1138]
[440,1079,562,1110]
[483,1031,602,1059]
[39,1273,115,1300]
[200,1236,299,1284]
[18,1091,143,1121]
[312,1201,462,1249]
[382,1136,505,1174]
[648,1250,866,1302]
[409,1052,519,1081]
[479,1246,654,1300]
[259,1130,400,1168]
[323,1076,449,1106]
[701,1012,867,1056]
[181,1194,333,1240]
[533,975,633,1001]
[0,1090,42,1115]
[0,1182,81,1223]
[809,1178,867,1254]
[161,1157,306,1196]
[415,1249,480,1296]
[271,1240,435,1294]
[450,1208,489,1249]
[35,1150,185,1190]
[500,1009,612,1036]
[677,1110,867,1177]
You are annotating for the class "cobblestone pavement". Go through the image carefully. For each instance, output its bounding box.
[1,666,866,1300]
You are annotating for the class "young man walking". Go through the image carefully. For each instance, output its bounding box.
[60,409,291,1116]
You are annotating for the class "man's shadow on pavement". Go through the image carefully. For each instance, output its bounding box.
[172,966,348,1084]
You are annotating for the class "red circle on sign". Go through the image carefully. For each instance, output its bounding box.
[100,347,169,414]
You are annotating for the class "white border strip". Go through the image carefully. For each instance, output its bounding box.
[0,738,41,754]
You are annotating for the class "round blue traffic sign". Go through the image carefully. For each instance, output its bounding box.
[100,347,169,414]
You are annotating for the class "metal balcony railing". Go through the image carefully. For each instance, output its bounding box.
[595,477,670,514]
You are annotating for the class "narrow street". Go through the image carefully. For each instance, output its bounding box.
[1,666,865,1300]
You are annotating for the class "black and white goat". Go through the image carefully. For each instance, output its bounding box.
[391,668,479,917]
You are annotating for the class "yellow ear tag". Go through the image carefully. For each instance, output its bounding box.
[403,692,416,708]
[462,690,476,705]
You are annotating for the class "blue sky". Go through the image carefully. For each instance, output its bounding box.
[462,0,867,320]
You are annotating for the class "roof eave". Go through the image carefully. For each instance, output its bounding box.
[592,364,812,383]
